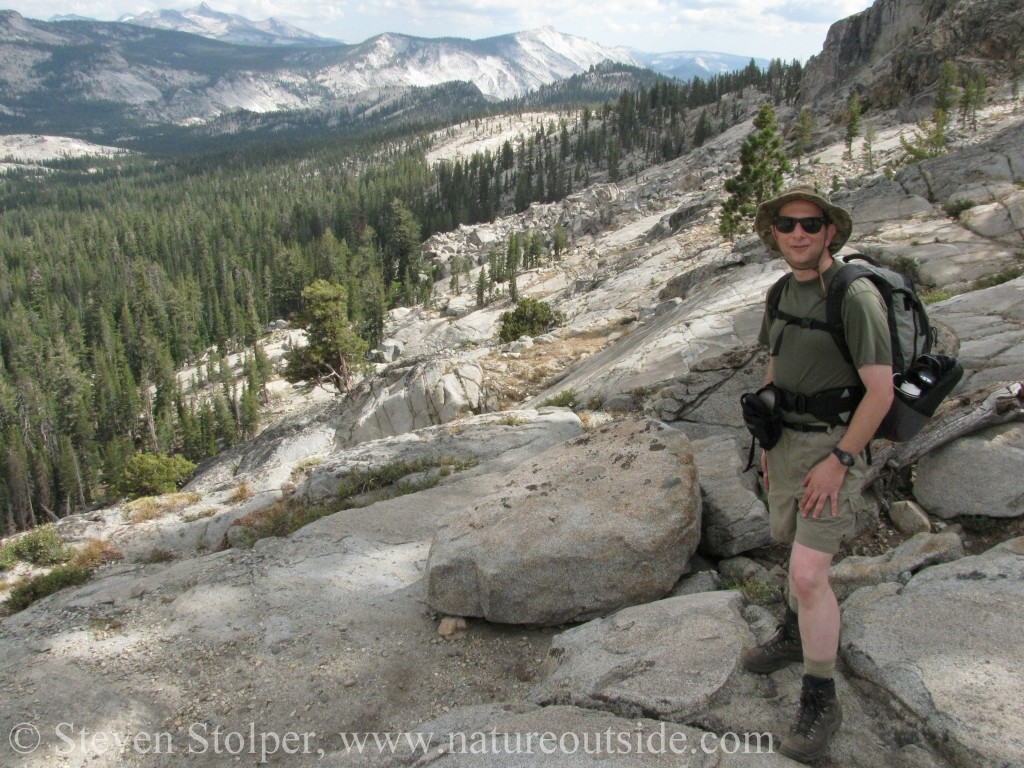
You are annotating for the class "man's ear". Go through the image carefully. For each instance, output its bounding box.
[824,222,838,250]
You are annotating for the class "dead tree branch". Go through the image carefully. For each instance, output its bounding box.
[864,381,1024,490]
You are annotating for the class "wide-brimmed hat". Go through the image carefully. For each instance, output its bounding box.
[754,185,853,255]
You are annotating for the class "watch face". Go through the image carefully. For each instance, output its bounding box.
[834,448,854,467]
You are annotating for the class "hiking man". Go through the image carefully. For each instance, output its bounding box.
[742,186,894,763]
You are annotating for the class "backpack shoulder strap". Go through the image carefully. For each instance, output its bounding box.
[826,257,910,366]
[765,272,791,321]
[824,263,873,363]
[766,271,833,357]
[767,271,830,329]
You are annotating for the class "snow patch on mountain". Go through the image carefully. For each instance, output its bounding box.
[517,26,639,71]
[119,2,336,46]
[314,28,634,101]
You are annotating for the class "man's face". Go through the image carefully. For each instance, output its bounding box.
[772,199,837,274]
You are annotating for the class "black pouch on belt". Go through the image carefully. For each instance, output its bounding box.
[740,384,783,470]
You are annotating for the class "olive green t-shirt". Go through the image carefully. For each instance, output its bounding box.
[758,261,892,416]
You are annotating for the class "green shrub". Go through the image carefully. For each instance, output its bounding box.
[496,414,527,427]
[498,298,563,343]
[541,389,577,408]
[3,526,72,568]
[227,498,331,548]
[74,538,122,569]
[891,255,921,282]
[335,458,457,499]
[922,289,953,305]
[973,266,1024,290]
[5,564,93,613]
[117,453,196,499]
[726,577,780,606]
[2,536,120,613]
[0,545,16,571]
[945,198,976,218]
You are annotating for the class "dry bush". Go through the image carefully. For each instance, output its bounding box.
[124,492,202,523]
[73,538,123,569]
[228,481,255,503]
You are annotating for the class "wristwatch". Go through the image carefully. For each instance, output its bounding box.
[831,447,856,467]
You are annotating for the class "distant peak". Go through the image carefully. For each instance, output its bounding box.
[515,26,562,40]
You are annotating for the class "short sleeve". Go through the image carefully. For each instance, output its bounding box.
[841,280,892,369]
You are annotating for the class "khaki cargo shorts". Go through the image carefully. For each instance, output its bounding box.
[765,425,865,555]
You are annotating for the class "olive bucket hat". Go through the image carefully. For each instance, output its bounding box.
[754,185,853,255]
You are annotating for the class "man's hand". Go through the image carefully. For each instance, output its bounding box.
[798,363,893,518]
[800,454,847,518]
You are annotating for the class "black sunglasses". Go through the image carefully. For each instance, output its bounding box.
[774,216,828,234]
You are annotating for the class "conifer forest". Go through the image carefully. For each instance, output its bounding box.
[0,60,803,534]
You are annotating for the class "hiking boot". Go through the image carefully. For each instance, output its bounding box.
[779,676,843,764]
[741,608,802,674]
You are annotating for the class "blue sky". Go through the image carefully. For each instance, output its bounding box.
[8,0,876,62]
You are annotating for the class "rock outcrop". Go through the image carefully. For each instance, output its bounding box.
[691,434,772,557]
[802,0,1024,116]
[335,358,488,447]
[914,422,1024,518]
[530,591,753,721]
[426,418,701,625]
[842,537,1024,768]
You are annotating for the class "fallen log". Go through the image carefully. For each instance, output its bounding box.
[864,381,1024,490]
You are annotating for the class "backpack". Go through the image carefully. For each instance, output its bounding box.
[763,253,963,443]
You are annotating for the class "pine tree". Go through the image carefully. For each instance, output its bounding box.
[553,224,567,260]
[863,124,878,173]
[449,255,462,295]
[526,230,544,270]
[844,93,861,161]
[5,427,33,531]
[213,392,237,449]
[901,109,949,162]
[794,108,816,171]
[381,198,423,306]
[719,103,791,239]
[251,342,273,396]
[507,237,519,304]
[693,109,712,148]
[935,61,959,114]
[959,74,986,131]
[283,280,369,394]
[239,383,260,441]
[476,267,487,309]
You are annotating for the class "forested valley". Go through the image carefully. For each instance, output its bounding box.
[0,59,802,534]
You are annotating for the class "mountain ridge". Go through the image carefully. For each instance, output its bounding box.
[53,0,772,83]
[117,1,337,47]
[0,13,644,136]
[0,5,779,142]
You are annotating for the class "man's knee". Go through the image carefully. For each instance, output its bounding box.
[789,544,834,602]
[790,568,828,603]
